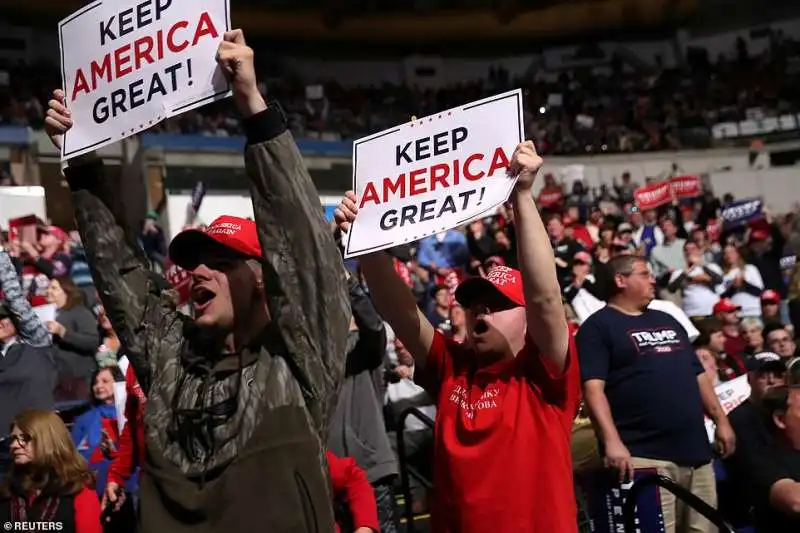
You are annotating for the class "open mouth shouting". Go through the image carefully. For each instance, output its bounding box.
[473,317,490,335]
[192,285,216,313]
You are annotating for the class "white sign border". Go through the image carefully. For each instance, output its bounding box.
[343,89,525,259]
[57,0,233,160]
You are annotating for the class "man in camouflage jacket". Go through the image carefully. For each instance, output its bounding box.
[45,30,351,532]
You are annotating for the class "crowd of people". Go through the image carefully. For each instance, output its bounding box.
[0,25,799,533]
[3,29,800,155]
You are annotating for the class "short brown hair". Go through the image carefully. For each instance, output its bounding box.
[0,410,94,497]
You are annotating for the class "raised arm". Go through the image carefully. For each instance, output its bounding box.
[509,142,569,370]
[334,194,435,372]
[0,248,50,346]
[218,31,350,434]
[346,274,388,375]
[45,89,175,393]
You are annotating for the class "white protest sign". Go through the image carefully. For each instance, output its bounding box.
[704,375,751,442]
[58,0,232,160]
[343,89,525,259]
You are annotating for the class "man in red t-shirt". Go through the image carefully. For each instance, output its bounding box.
[335,141,581,533]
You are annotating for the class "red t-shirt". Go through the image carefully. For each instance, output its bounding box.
[423,331,581,533]
[108,365,146,486]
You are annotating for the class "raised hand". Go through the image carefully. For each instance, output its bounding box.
[44,89,72,151]
[334,191,358,233]
[508,140,544,191]
[216,29,265,117]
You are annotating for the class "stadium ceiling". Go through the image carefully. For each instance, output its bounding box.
[0,0,698,42]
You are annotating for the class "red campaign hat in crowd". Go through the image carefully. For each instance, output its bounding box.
[574,251,593,265]
[455,266,526,308]
[761,289,781,303]
[168,215,262,270]
[41,225,68,242]
[713,298,741,314]
[749,229,770,242]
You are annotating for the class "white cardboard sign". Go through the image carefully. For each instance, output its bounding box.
[58,0,232,160]
[704,374,751,442]
[343,89,525,259]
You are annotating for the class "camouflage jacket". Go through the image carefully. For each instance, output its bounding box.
[65,107,351,482]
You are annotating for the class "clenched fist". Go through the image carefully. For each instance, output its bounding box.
[334,191,358,233]
[216,29,265,117]
[508,141,544,191]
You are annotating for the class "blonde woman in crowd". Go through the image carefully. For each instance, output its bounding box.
[0,409,101,533]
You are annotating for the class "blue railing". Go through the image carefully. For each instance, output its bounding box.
[0,125,353,156]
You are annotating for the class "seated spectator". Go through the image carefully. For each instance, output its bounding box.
[46,277,100,400]
[0,409,101,533]
[667,240,723,319]
[328,451,380,533]
[751,386,800,532]
[762,290,783,327]
[742,317,766,356]
[721,244,765,318]
[94,303,120,368]
[764,323,799,361]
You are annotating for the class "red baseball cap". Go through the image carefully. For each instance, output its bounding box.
[749,229,770,242]
[761,289,781,303]
[41,225,68,242]
[455,266,525,308]
[169,215,262,269]
[574,251,593,265]
[713,298,741,314]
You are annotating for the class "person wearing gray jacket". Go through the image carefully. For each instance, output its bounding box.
[0,246,56,474]
[44,29,350,533]
[328,274,399,532]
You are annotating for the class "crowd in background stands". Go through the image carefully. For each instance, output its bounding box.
[2,151,800,529]
[2,32,800,154]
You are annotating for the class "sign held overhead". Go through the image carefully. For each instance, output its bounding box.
[59,0,232,160]
[344,89,525,259]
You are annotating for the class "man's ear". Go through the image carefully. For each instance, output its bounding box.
[774,411,787,431]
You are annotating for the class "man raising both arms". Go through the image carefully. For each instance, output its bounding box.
[335,141,581,533]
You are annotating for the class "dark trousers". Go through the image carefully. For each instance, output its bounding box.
[374,480,398,533]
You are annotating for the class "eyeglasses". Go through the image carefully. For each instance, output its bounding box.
[8,433,31,446]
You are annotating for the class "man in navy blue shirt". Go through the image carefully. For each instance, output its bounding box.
[578,254,735,533]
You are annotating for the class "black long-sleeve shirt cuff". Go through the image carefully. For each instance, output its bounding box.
[243,102,287,145]
[64,159,105,191]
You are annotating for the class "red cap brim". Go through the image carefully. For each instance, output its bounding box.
[168,229,255,270]
[455,276,525,308]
